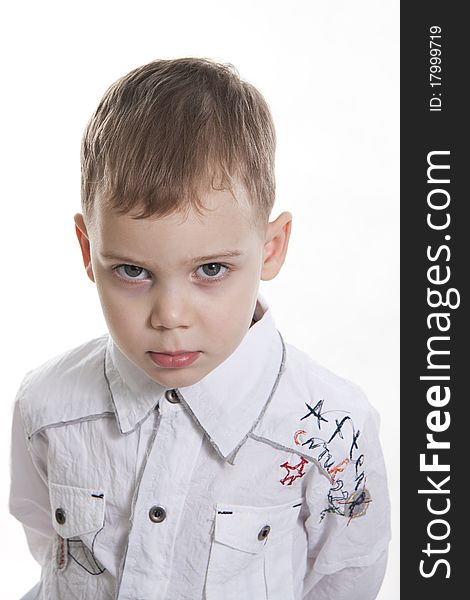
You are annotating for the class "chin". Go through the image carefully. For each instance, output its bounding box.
[149,368,205,389]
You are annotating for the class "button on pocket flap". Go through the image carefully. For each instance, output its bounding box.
[214,498,303,555]
[49,482,106,539]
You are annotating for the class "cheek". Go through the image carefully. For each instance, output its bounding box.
[201,293,253,347]
[97,285,147,335]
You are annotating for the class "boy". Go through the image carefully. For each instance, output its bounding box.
[9,58,390,599]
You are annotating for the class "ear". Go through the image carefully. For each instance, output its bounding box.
[74,213,95,283]
[261,211,292,281]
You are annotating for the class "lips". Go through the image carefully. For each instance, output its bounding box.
[148,350,201,368]
[155,350,194,356]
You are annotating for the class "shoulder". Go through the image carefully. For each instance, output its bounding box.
[16,335,113,439]
[252,340,380,479]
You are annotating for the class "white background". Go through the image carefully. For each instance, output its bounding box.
[0,1,399,598]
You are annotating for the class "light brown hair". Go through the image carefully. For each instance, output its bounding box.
[80,57,276,229]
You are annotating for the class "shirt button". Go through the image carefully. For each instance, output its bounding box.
[165,389,180,404]
[258,525,271,541]
[55,508,66,525]
[149,505,167,523]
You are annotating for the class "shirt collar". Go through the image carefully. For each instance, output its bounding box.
[104,293,286,462]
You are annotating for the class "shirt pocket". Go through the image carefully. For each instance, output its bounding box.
[205,497,303,600]
[49,482,106,540]
[48,481,107,578]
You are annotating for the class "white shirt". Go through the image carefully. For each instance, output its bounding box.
[9,294,391,600]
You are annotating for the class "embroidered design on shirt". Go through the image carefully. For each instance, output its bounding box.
[68,536,106,575]
[328,458,350,480]
[56,534,68,571]
[280,456,309,485]
[293,429,307,445]
[340,488,372,521]
[298,397,371,523]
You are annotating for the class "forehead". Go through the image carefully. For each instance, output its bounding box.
[91,187,263,262]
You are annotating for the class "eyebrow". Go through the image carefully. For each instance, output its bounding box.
[100,249,245,266]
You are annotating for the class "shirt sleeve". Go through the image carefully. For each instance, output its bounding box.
[302,549,388,600]
[301,402,391,599]
[9,392,54,567]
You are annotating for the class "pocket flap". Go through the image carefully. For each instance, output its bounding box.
[214,498,302,554]
[49,482,106,539]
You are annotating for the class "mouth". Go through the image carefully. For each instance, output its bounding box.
[147,350,201,369]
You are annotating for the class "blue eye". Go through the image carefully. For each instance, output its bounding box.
[195,263,229,282]
[114,265,150,281]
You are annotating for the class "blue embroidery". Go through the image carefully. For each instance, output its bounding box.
[299,399,370,523]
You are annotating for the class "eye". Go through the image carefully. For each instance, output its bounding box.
[113,264,151,281]
[195,263,229,282]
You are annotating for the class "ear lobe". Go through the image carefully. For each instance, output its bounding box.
[74,213,95,283]
[261,212,292,281]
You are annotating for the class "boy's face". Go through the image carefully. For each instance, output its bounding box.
[75,185,291,389]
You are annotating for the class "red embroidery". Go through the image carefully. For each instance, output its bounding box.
[328,458,350,480]
[280,456,309,485]
[293,429,307,446]
[56,534,68,570]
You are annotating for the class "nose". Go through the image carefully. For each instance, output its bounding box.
[149,287,191,330]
